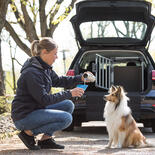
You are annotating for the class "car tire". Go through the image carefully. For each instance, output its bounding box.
[151,120,155,133]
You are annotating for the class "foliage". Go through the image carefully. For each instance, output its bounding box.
[0,111,18,140]
[0,130,19,140]
[0,96,13,114]
[4,0,77,56]
[5,71,19,95]
[0,71,14,123]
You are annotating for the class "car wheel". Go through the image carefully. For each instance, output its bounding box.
[151,120,155,133]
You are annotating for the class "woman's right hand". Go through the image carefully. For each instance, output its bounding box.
[70,88,84,97]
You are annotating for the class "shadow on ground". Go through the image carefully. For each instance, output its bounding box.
[0,149,69,155]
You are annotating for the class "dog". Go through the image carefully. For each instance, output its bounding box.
[104,85,153,148]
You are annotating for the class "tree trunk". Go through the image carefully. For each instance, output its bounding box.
[0,0,10,95]
[0,38,5,95]
[0,0,10,31]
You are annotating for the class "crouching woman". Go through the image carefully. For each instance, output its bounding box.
[11,37,90,150]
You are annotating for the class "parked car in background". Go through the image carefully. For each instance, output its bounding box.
[65,0,155,132]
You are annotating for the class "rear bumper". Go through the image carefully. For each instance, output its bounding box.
[140,104,155,120]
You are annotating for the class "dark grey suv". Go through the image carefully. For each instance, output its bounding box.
[65,0,155,132]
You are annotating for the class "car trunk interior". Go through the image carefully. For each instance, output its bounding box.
[78,50,149,92]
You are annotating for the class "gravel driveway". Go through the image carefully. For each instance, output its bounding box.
[0,121,155,155]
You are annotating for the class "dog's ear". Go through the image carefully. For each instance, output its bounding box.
[116,86,122,96]
[118,86,125,93]
[109,85,116,93]
[117,86,122,93]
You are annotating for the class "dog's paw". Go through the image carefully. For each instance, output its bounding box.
[105,145,111,148]
[115,145,122,149]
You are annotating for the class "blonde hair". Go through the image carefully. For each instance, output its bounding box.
[31,37,57,56]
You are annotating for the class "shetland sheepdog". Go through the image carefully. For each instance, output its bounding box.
[104,85,153,148]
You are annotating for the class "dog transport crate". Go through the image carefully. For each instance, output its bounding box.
[95,54,145,92]
[95,54,113,90]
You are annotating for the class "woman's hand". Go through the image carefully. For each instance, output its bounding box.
[70,88,84,97]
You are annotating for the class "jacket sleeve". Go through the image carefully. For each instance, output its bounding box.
[51,70,82,88]
[24,71,72,106]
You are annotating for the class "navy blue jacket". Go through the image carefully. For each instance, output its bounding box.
[11,56,82,121]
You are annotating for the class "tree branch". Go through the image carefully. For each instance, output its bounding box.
[10,1,26,31]
[13,58,22,66]
[39,0,48,37]
[49,0,63,26]
[70,0,77,9]
[112,21,120,37]
[28,0,38,25]
[0,0,10,32]
[4,20,31,56]
[20,0,38,42]
[47,0,77,37]
[112,21,126,37]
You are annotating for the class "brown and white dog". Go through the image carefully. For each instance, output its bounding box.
[104,85,153,148]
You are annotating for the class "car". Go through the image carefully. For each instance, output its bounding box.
[65,0,155,132]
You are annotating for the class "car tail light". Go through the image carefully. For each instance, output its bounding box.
[66,69,75,76]
[152,70,155,80]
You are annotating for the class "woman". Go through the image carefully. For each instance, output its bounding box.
[11,37,93,150]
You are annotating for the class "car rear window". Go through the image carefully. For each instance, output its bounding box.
[80,21,147,41]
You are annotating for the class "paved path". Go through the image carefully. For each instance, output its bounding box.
[0,122,155,155]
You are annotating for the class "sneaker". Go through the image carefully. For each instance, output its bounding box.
[18,131,40,150]
[38,138,65,149]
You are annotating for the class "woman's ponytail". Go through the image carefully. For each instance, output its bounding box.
[31,40,41,56]
[30,38,57,57]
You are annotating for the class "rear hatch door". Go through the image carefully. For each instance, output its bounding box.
[71,0,155,47]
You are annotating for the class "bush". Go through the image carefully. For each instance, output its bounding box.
[0,96,13,114]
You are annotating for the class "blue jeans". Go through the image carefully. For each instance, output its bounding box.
[14,100,74,136]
